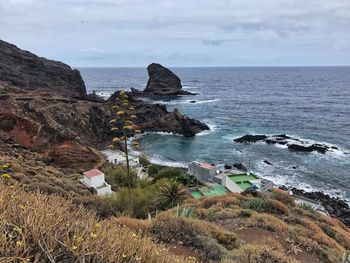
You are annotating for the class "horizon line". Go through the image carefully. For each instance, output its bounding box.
[75,65,350,69]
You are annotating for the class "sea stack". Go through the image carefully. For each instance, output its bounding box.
[142,63,196,96]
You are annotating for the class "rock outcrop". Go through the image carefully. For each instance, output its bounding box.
[135,63,196,96]
[281,187,350,227]
[0,39,86,98]
[234,134,343,154]
[109,91,209,137]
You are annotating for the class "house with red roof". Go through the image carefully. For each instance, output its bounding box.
[80,169,112,196]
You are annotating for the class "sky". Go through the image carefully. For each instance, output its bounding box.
[0,0,350,67]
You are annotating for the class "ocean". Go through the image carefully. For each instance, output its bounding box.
[79,67,350,201]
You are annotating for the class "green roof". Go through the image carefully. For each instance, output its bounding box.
[228,173,258,182]
[228,173,259,191]
[190,184,228,199]
[191,191,204,199]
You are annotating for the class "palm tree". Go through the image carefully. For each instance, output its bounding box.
[155,181,187,210]
[108,90,141,215]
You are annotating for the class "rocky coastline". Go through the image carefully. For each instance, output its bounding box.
[0,39,209,196]
[234,134,345,154]
[280,186,350,226]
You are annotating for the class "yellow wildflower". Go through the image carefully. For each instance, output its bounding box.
[90,232,97,238]
[112,137,120,143]
[130,115,137,119]
[112,105,118,109]
[2,173,11,179]
[71,245,78,250]
[134,130,141,134]
[2,164,9,169]
[109,119,117,124]
[108,144,114,149]
[117,111,125,115]
[94,223,101,228]
[129,107,135,110]
[16,241,24,247]
[119,90,126,96]
[132,142,140,148]
[111,127,119,132]
[19,205,25,210]
[123,125,133,130]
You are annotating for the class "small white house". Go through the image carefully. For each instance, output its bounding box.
[80,169,112,196]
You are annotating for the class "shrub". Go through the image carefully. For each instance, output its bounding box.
[170,205,197,218]
[298,203,316,214]
[248,213,289,233]
[270,189,295,207]
[151,215,238,261]
[228,238,299,263]
[154,167,182,180]
[241,197,289,215]
[102,164,137,190]
[0,183,187,262]
[112,216,151,234]
[139,155,151,167]
[147,164,159,176]
[154,181,187,210]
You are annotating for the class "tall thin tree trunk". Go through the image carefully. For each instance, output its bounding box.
[124,137,132,215]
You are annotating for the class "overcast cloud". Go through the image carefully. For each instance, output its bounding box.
[0,0,350,66]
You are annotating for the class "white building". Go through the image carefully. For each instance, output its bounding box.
[101,149,146,178]
[188,161,225,182]
[80,169,112,196]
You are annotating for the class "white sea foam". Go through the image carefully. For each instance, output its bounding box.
[196,122,218,136]
[146,154,188,168]
[253,160,349,203]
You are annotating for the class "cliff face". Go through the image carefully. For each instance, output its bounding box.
[0,40,86,99]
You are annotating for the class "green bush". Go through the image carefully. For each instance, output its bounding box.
[139,155,151,167]
[241,197,289,215]
[154,167,181,180]
[102,164,137,190]
[148,164,159,176]
[299,203,316,214]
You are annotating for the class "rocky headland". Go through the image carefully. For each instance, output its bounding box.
[131,63,197,97]
[0,39,208,196]
[234,134,344,154]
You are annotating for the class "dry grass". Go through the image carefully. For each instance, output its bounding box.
[0,182,189,263]
[270,189,296,207]
[226,238,299,263]
[150,214,238,262]
[247,213,289,233]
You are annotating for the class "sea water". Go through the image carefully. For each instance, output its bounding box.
[80,67,350,201]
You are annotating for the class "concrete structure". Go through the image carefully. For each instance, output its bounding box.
[222,172,262,193]
[80,169,112,196]
[188,161,225,182]
[101,149,146,178]
[101,149,139,165]
[292,193,330,217]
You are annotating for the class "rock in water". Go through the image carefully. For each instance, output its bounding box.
[143,63,196,96]
[0,39,86,99]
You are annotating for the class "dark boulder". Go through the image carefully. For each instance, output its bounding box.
[263,160,272,165]
[233,163,248,171]
[234,134,267,143]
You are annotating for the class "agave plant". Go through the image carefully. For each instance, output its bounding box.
[109,90,141,214]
